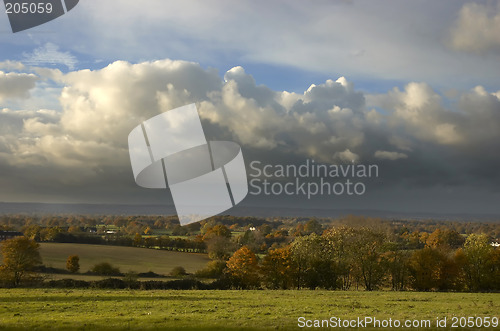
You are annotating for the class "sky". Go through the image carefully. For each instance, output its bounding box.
[0,0,500,216]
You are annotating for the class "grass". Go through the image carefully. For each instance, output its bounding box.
[39,243,209,275]
[0,289,497,330]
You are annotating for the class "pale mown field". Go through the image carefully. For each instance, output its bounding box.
[38,243,209,275]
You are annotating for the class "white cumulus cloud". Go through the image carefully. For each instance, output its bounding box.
[449,2,500,54]
[374,150,408,161]
[0,71,38,102]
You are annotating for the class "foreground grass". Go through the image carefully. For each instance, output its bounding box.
[0,289,498,330]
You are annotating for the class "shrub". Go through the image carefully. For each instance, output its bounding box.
[123,271,139,289]
[139,281,169,290]
[137,271,162,278]
[194,260,226,279]
[138,279,208,290]
[164,278,208,290]
[90,262,121,276]
[169,266,187,277]
[92,278,126,289]
[46,279,90,288]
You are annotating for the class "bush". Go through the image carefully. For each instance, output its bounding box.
[169,266,187,277]
[164,279,208,290]
[46,279,90,288]
[123,271,140,289]
[90,262,121,276]
[92,278,126,289]
[139,280,169,290]
[33,265,69,274]
[139,279,208,290]
[137,271,162,278]
[194,260,226,279]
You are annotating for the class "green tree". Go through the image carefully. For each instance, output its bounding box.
[304,219,323,235]
[382,244,411,291]
[66,255,80,273]
[349,228,386,291]
[206,236,234,260]
[0,236,42,286]
[323,226,357,290]
[194,260,227,278]
[461,234,495,291]
[290,233,336,290]
[171,225,189,236]
[237,230,264,253]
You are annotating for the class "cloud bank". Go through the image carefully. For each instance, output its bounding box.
[0,59,499,207]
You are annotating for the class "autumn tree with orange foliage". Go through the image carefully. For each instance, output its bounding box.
[260,246,294,289]
[0,236,42,286]
[226,246,260,288]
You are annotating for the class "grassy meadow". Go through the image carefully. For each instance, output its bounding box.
[0,289,498,330]
[39,243,209,275]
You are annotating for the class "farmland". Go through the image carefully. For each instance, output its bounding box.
[0,289,498,330]
[39,243,210,275]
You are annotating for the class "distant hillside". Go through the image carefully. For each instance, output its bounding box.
[0,202,498,222]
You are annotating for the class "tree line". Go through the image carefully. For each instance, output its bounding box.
[0,215,498,291]
[217,227,499,291]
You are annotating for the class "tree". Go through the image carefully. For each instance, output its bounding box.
[408,247,460,291]
[171,225,188,236]
[0,236,42,286]
[237,230,265,253]
[203,224,231,240]
[194,260,227,278]
[382,243,410,291]
[408,247,440,291]
[349,228,386,291]
[66,255,80,273]
[461,234,495,291]
[206,236,234,260]
[304,219,323,235]
[323,226,357,290]
[226,246,260,288]
[426,228,464,249]
[290,233,336,290]
[68,226,82,234]
[133,233,143,247]
[260,246,294,289]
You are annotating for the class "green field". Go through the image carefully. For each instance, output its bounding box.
[39,243,209,275]
[0,289,498,330]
